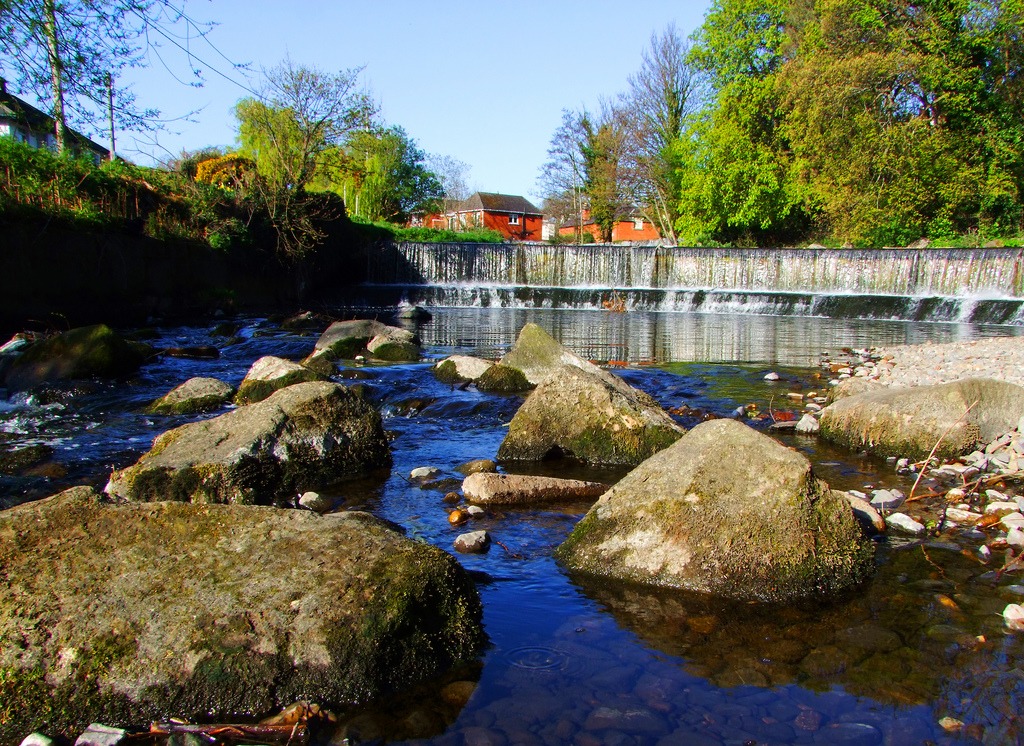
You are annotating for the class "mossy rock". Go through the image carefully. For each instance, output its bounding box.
[0,487,485,742]
[367,338,421,362]
[557,419,875,602]
[497,365,683,465]
[476,364,531,393]
[819,377,1024,460]
[500,323,600,386]
[433,356,493,385]
[4,324,147,391]
[148,377,234,415]
[0,444,54,475]
[234,356,323,405]
[107,381,391,505]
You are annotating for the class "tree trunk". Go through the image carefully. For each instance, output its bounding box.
[42,0,68,154]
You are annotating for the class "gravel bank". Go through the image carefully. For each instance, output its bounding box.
[865,334,1024,388]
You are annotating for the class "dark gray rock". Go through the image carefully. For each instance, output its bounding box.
[5,325,148,392]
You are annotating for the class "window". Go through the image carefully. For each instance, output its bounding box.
[634,218,644,231]
[509,214,521,226]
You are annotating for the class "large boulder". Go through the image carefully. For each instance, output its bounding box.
[304,319,420,370]
[4,325,148,391]
[499,323,605,386]
[556,419,874,602]
[497,365,684,465]
[0,487,485,742]
[106,381,390,505]
[148,376,234,415]
[819,377,1024,460]
[234,355,322,405]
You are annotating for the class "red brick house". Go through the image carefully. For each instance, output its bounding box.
[557,210,661,243]
[429,192,544,241]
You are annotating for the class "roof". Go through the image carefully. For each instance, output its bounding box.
[0,79,109,158]
[455,191,542,216]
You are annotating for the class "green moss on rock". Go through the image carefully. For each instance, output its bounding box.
[5,324,147,391]
[476,364,531,393]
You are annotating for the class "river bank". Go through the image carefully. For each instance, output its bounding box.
[863,335,1024,388]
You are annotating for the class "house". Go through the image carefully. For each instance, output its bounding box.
[557,210,662,243]
[0,77,110,164]
[443,192,544,241]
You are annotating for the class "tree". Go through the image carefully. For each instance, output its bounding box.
[235,58,375,256]
[426,153,471,213]
[621,24,703,243]
[0,0,217,154]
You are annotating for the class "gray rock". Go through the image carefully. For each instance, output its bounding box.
[842,492,886,534]
[463,473,609,505]
[795,413,820,434]
[1007,527,1024,548]
[454,530,490,554]
[820,378,1024,460]
[396,303,431,320]
[497,365,684,466]
[305,319,420,368]
[1002,512,1024,530]
[410,466,442,482]
[148,376,234,415]
[75,724,126,746]
[456,459,498,476]
[556,419,874,602]
[298,490,334,513]
[106,382,390,505]
[234,355,322,405]
[19,734,55,746]
[869,489,905,511]
[498,323,613,387]
[886,512,926,535]
[466,505,485,517]
[763,371,780,381]
[366,329,421,362]
[0,487,484,743]
[434,355,494,384]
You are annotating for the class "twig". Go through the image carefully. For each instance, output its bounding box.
[908,399,979,502]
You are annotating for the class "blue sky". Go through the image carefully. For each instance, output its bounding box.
[117,0,711,203]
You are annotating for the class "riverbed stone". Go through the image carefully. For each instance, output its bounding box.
[475,364,532,393]
[0,486,485,742]
[434,355,494,384]
[454,530,490,554]
[886,512,926,535]
[556,419,873,602]
[148,376,234,415]
[819,378,1024,460]
[304,319,420,369]
[463,473,609,505]
[105,381,390,505]
[234,356,323,405]
[497,365,684,466]
[4,325,148,392]
[456,459,498,476]
[498,323,604,386]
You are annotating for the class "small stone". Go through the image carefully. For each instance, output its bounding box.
[75,724,127,746]
[786,392,804,401]
[466,505,485,517]
[456,459,498,476]
[939,716,964,733]
[795,414,820,434]
[19,735,55,746]
[764,371,781,381]
[946,508,982,524]
[985,501,1019,516]
[1003,604,1024,631]
[977,544,992,561]
[298,491,333,514]
[454,530,490,554]
[442,492,461,504]
[870,489,905,511]
[946,487,966,501]
[986,489,1008,501]
[806,402,823,412]
[410,466,442,482]
[448,508,469,526]
[887,512,926,535]
[1002,512,1024,530]
[1007,528,1024,548]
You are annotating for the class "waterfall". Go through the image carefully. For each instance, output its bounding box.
[360,243,1024,323]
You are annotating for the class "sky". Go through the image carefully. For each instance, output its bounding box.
[112,0,712,204]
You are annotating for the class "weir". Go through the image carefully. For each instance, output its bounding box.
[360,242,1024,324]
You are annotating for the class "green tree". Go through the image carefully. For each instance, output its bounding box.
[0,0,216,154]
[234,58,374,256]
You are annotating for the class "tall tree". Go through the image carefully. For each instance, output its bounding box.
[235,58,375,256]
[621,24,702,243]
[0,0,216,153]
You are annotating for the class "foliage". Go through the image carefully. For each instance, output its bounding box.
[350,216,505,244]
[194,153,256,191]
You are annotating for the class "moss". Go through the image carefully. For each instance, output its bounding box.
[148,393,228,416]
[369,341,420,362]
[476,364,531,393]
[433,359,463,384]
[234,368,319,405]
[0,444,54,475]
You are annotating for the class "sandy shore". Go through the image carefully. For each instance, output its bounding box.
[866,334,1024,389]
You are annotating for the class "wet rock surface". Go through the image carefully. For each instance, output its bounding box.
[106,381,391,505]
[558,419,874,601]
[233,355,322,405]
[147,376,234,415]
[463,472,609,505]
[0,487,485,743]
[4,325,148,392]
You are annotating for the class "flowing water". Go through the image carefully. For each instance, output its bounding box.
[3,308,1024,745]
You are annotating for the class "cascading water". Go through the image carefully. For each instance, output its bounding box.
[360,242,1024,323]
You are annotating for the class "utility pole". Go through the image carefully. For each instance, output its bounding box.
[106,72,116,161]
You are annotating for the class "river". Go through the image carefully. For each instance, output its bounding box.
[2,307,1023,745]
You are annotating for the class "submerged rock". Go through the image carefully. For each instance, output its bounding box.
[497,365,684,466]
[4,325,148,392]
[556,419,874,602]
[820,378,1024,460]
[234,355,322,405]
[106,381,390,505]
[0,487,485,742]
[148,376,234,415]
[463,473,609,505]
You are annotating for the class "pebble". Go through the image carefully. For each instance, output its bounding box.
[410,466,442,482]
[795,413,819,434]
[1002,512,1024,530]
[74,724,127,746]
[1007,528,1024,548]
[298,490,333,513]
[19,735,54,746]
[886,513,926,535]
[986,501,1020,516]
[1003,603,1024,631]
[764,371,780,381]
[870,489,905,511]
[454,530,490,554]
[466,505,485,517]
